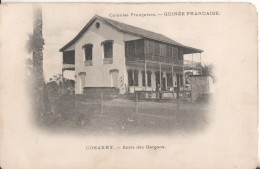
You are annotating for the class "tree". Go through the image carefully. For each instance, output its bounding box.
[201,63,215,82]
[49,74,75,95]
[26,7,49,116]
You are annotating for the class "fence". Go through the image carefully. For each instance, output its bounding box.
[49,89,194,130]
[134,90,191,100]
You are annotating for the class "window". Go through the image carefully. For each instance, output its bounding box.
[142,71,151,87]
[125,39,144,61]
[134,70,139,86]
[160,44,166,56]
[176,74,180,87]
[63,50,75,64]
[128,70,138,86]
[166,45,172,58]
[172,46,178,59]
[83,44,93,61]
[176,74,183,87]
[136,39,144,54]
[126,41,135,56]
[128,70,134,86]
[95,22,100,29]
[180,74,183,86]
[103,41,113,58]
[154,42,160,55]
[178,48,183,60]
[147,41,154,54]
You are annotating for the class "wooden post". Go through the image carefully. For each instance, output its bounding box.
[177,91,180,114]
[172,65,174,98]
[133,71,135,93]
[73,93,75,110]
[200,52,202,75]
[183,66,185,97]
[145,61,147,92]
[101,91,104,115]
[61,70,64,94]
[135,92,140,125]
[73,74,76,110]
[159,63,162,91]
[135,92,138,114]
[192,54,194,75]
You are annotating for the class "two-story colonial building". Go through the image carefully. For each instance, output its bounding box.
[60,15,203,95]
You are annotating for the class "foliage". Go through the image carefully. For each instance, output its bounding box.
[49,74,75,88]
[26,7,50,116]
[26,33,45,54]
[201,63,215,82]
[185,71,193,84]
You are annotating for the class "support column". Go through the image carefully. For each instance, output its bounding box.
[159,63,162,91]
[172,65,174,92]
[165,72,167,90]
[200,52,202,75]
[132,70,135,92]
[192,54,194,75]
[183,67,185,89]
[145,61,147,91]
[61,70,64,94]
[78,72,86,94]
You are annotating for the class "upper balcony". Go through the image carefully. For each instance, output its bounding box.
[125,39,201,68]
[62,50,75,71]
[126,53,183,65]
[145,54,184,65]
[184,60,202,70]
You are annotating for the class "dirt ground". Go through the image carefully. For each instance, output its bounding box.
[37,97,213,136]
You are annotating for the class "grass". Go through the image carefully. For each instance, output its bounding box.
[38,97,212,135]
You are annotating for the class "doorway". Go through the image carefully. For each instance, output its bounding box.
[110,69,119,88]
[162,77,166,91]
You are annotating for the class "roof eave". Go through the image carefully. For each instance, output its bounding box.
[183,47,204,54]
[60,15,204,54]
[59,16,98,52]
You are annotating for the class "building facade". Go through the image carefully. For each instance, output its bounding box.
[60,15,203,95]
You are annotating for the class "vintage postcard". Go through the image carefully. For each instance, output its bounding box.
[0,3,258,169]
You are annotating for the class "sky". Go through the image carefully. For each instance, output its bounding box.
[40,4,217,81]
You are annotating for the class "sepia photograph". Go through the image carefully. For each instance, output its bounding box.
[0,3,257,169]
[33,11,215,135]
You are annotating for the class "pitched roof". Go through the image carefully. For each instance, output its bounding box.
[60,15,203,54]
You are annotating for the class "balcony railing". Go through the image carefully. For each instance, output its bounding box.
[126,53,184,65]
[126,54,202,69]
[62,63,75,71]
[103,58,113,64]
[184,60,202,68]
[85,60,93,66]
[145,54,184,65]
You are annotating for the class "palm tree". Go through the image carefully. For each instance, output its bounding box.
[26,7,49,116]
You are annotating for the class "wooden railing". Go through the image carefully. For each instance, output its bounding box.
[184,60,202,68]
[62,63,75,71]
[145,54,184,65]
[126,53,184,65]
[126,54,202,69]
